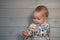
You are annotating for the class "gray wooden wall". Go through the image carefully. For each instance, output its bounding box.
[0,0,60,40]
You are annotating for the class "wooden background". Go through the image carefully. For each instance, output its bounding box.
[0,0,60,40]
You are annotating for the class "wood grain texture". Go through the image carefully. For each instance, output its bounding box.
[0,8,60,18]
[0,0,60,8]
[0,0,60,40]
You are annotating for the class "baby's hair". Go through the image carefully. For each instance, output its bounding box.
[35,5,49,17]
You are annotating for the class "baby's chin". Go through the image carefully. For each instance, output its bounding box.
[35,23,41,26]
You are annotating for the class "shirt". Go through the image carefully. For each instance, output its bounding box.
[24,23,50,40]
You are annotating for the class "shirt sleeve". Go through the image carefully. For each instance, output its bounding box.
[45,24,50,33]
[26,23,36,32]
[29,23,36,28]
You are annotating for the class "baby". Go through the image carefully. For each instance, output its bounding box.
[22,5,50,40]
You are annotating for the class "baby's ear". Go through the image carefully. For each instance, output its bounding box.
[45,17,48,22]
[45,17,48,19]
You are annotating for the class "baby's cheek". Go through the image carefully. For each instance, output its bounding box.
[33,20,38,23]
[39,20,42,23]
[38,21,43,25]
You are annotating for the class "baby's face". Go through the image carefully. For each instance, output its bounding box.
[33,11,47,25]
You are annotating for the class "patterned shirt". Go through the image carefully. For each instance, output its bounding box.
[25,23,50,40]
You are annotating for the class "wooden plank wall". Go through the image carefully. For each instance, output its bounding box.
[0,0,60,40]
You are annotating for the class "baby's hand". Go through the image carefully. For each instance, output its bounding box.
[28,31,32,36]
[22,30,28,37]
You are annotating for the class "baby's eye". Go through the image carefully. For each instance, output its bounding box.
[37,18,41,20]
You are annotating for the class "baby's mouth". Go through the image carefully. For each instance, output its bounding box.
[35,23,41,26]
[35,23,40,25]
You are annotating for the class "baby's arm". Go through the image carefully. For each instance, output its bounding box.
[22,29,28,37]
[45,24,50,36]
[22,23,36,37]
[27,24,36,36]
[46,24,50,33]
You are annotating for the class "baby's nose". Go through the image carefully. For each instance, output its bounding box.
[35,19,38,22]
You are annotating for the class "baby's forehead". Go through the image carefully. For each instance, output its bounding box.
[33,11,45,17]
